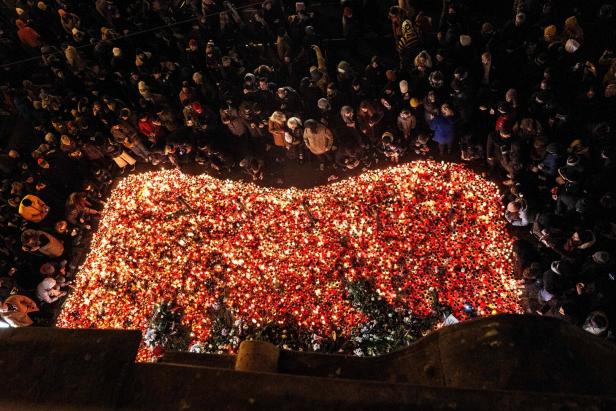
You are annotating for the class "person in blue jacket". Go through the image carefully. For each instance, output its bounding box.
[428,103,457,156]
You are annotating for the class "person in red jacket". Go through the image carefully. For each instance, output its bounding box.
[138,114,164,146]
[16,19,41,49]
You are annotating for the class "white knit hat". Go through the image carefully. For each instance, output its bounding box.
[565,38,580,53]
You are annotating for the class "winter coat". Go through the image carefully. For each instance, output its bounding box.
[36,277,62,303]
[397,114,416,139]
[138,118,162,142]
[18,194,49,223]
[429,115,456,144]
[268,119,287,147]
[16,19,41,48]
[304,124,334,155]
[111,124,139,148]
[541,152,563,176]
[220,107,248,137]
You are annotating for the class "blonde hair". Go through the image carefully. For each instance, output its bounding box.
[269,111,286,124]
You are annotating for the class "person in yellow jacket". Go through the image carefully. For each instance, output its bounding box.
[18,194,50,223]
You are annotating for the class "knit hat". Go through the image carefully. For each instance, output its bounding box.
[337,61,350,75]
[565,39,580,53]
[459,35,472,47]
[191,102,203,113]
[40,263,56,275]
[286,117,302,128]
[544,25,557,38]
[317,98,331,111]
[399,80,409,94]
[481,22,494,34]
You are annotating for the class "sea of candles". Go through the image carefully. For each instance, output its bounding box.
[56,160,521,360]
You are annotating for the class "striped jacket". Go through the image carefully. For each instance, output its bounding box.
[397,19,421,53]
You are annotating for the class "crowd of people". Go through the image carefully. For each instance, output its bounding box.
[0,0,615,339]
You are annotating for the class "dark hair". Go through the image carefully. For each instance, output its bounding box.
[304,119,318,132]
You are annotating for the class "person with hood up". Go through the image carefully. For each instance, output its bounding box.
[18,194,49,223]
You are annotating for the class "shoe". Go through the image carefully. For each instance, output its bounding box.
[327,175,338,182]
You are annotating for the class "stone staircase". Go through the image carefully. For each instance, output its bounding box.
[1,315,615,410]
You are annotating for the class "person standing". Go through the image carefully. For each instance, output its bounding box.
[303,119,334,171]
[388,6,422,71]
[429,103,457,156]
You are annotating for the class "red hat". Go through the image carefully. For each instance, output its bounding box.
[191,102,203,113]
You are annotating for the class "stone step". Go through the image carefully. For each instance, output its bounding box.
[0,327,141,410]
[159,315,616,397]
[118,361,616,411]
[161,350,236,369]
